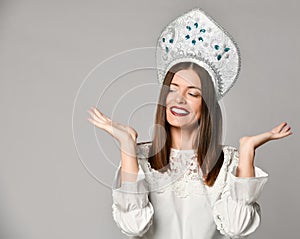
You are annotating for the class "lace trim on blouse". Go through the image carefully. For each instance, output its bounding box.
[137,143,239,200]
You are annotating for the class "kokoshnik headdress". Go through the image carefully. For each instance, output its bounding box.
[156,8,241,101]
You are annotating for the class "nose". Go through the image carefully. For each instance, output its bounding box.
[175,91,186,104]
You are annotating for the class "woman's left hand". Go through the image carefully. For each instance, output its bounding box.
[236,122,293,177]
[240,122,293,150]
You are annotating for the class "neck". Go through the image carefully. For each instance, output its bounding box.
[170,125,199,150]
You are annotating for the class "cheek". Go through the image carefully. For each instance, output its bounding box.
[192,99,202,115]
[165,94,172,106]
[165,96,171,115]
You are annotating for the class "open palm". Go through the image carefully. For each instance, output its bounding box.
[269,122,292,140]
[87,106,138,143]
[240,122,293,150]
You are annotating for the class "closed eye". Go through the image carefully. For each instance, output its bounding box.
[189,93,200,97]
[168,89,200,97]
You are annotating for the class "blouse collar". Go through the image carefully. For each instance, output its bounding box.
[170,147,198,159]
[170,147,197,153]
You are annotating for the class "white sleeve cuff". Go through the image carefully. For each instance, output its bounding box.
[229,165,269,204]
[112,162,146,191]
[112,162,149,212]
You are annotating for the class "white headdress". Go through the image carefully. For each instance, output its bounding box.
[156,8,241,101]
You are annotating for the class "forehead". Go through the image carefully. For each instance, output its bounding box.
[171,69,201,87]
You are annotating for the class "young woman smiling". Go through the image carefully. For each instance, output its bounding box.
[87,8,293,239]
[87,62,292,239]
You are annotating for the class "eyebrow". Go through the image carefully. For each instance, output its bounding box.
[170,83,202,91]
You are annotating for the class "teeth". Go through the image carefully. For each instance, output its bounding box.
[171,107,189,114]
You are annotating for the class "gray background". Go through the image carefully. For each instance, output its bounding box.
[0,0,299,238]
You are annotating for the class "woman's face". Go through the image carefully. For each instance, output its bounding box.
[166,69,202,129]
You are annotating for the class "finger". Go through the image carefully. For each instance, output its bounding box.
[277,122,288,133]
[87,117,107,130]
[277,130,292,138]
[282,124,292,133]
[87,108,96,116]
[271,122,284,133]
[87,117,99,126]
[88,115,118,135]
[91,106,103,117]
[87,109,100,122]
[91,107,111,122]
[280,122,287,126]
[88,108,107,123]
[283,126,291,132]
[91,113,106,127]
[283,130,293,137]
[278,122,286,127]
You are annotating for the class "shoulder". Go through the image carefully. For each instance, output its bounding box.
[222,144,239,155]
[209,145,240,190]
[136,141,152,159]
[136,141,153,174]
[221,144,240,170]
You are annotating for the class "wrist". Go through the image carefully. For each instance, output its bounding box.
[236,163,255,177]
[120,134,136,145]
[239,139,255,151]
[239,144,255,164]
[120,137,136,151]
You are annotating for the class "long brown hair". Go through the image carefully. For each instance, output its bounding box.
[148,61,224,187]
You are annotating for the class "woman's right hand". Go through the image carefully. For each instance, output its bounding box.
[88,106,140,182]
[87,106,138,143]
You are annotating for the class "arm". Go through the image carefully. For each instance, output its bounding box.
[213,121,292,237]
[111,142,154,237]
[119,137,140,183]
[87,107,154,237]
[213,147,268,238]
[237,121,292,178]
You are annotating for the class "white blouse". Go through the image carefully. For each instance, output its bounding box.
[111,142,269,239]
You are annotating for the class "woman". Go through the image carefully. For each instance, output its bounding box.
[87,61,292,238]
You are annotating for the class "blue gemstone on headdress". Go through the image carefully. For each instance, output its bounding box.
[217,54,222,60]
[200,29,206,33]
[224,47,230,52]
[214,45,220,50]
[169,39,174,43]
[194,22,198,28]
[186,26,191,31]
[165,46,169,53]
[162,38,165,42]
[185,34,190,39]
[192,39,196,45]
[198,37,204,42]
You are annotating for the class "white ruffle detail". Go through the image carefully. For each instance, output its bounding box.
[213,195,262,238]
[112,202,154,237]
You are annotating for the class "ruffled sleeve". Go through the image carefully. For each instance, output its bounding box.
[111,144,154,237]
[213,146,269,238]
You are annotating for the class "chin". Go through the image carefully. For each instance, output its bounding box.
[167,118,198,129]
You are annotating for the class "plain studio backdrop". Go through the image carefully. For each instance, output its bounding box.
[0,0,299,238]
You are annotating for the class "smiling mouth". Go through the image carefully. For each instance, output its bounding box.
[170,107,190,116]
